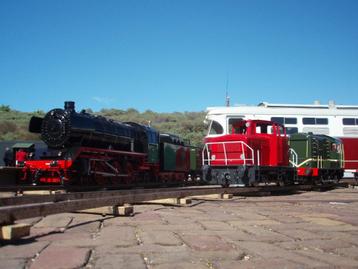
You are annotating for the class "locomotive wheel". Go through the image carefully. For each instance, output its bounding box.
[250,180,259,187]
[32,170,41,186]
[314,176,323,185]
[277,180,285,187]
[125,163,134,184]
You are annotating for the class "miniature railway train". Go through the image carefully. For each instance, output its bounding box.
[205,101,358,178]
[14,101,344,187]
[21,102,201,185]
[202,119,344,187]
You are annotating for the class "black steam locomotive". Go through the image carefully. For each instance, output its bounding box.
[29,101,147,152]
[22,101,200,185]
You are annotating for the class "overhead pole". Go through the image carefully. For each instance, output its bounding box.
[225,73,230,107]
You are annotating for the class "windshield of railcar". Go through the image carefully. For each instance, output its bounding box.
[208,120,224,135]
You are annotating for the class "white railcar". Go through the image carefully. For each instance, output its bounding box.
[205,101,358,177]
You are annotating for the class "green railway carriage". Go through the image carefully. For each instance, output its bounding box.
[159,133,201,181]
[288,133,344,183]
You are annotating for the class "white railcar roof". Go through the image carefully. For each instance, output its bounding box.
[206,102,358,117]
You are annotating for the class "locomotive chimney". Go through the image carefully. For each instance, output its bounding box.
[64,101,75,112]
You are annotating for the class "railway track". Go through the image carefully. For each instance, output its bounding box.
[0,182,345,226]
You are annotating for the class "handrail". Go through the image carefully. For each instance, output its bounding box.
[202,141,255,166]
[289,148,298,167]
[294,157,341,168]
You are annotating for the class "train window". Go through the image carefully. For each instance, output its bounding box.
[285,117,297,124]
[256,124,270,134]
[271,117,297,125]
[271,117,284,124]
[286,127,298,134]
[302,118,315,124]
[228,118,244,134]
[331,143,337,152]
[208,121,223,135]
[302,117,328,125]
[302,127,330,135]
[343,118,356,125]
[316,118,328,125]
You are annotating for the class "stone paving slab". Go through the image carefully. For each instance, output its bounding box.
[33,214,73,228]
[1,187,358,268]
[0,241,49,259]
[213,258,309,269]
[0,258,27,269]
[93,253,146,269]
[96,225,138,247]
[139,229,183,246]
[29,245,91,269]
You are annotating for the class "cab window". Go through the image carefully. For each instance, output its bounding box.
[256,124,270,134]
[228,118,244,134]
[208,121,223,135]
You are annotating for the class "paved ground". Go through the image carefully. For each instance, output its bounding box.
[1,187,358,269]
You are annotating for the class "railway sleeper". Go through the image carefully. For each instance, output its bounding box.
[0,223,32,241]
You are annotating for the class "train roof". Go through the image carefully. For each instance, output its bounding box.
[290,132,343,143]
[206,101,358,117]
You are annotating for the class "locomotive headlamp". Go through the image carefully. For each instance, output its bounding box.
[50,160,59,167]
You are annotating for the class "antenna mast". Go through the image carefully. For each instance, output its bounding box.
[225,74,230,107]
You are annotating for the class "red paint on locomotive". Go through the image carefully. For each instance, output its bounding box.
[296,167,319,177]
[204,120,290,167]
[341,138,358,171]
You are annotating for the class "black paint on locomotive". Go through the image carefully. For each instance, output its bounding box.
[29,101,148,152]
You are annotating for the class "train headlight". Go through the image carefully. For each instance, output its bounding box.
[211,155,216,160]
[50,160,58,167]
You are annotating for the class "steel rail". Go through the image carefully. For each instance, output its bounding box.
[0,186,235,225]
[0,181,204,192]
[0,183,341,207]
[0,183,320,207]
[0,183,338,225]
[0,186,218,206]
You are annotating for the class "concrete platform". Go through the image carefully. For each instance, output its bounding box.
[1,188,358,268]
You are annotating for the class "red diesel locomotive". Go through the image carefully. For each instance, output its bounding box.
[202,119,296,186]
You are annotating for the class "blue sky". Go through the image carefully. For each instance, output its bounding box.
[0,0,357,112]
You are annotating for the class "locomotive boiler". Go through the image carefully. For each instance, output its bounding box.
[29,101,147,152]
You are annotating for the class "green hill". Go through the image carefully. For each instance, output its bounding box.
[0,105,207,146]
